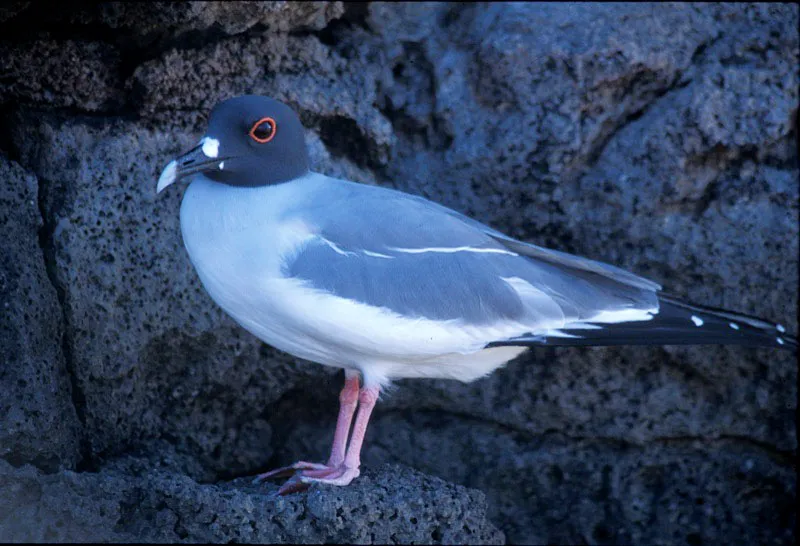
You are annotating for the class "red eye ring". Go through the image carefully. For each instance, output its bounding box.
[249,117,276,143]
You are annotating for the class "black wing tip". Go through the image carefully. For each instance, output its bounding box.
[485,313,798,352]
[776,333,798,352]
[487,333,797,352]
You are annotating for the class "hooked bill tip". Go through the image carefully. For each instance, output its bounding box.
[156,160,177,194]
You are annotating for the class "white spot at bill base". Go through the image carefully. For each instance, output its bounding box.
[729,322,740,330]
[777,324,785,333]
[201,136,220,158]
[776,337,785,345]
[691,315,704,327]
[219,161,225,170]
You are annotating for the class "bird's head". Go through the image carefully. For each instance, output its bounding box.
[156,95,309,193]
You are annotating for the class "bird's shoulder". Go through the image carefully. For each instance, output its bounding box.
[285,173,501,250]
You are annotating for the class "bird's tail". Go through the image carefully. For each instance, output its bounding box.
[491,294,797,351]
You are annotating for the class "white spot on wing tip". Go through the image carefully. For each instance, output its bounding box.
[729,322,740,330]
[777,324,785,333]
[691,315,704,327]
[201,136,220,158]
[777,337,785,345]
[219,161,225,170]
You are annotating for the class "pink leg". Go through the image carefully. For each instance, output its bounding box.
[299,384,380,487]
[327,371,360,466]
[253,371,360,487]
[293,371,360,479]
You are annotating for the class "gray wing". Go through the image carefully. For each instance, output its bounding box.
[400,193,661,292]
[283,177,660,330]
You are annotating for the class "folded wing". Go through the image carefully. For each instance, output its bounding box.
[283,178,660,342]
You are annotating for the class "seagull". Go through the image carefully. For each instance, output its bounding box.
[157,95,796,495]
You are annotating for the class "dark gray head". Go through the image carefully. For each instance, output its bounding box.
[157,95,309,193]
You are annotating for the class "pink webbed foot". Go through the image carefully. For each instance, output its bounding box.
[255,463,355,495]
[251,374,379,496]
[274,464,358,495]
[299,465,360,487]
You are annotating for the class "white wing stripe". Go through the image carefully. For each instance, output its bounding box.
[362,250,394,259]
[320,237,356,257]
[318,241,512,259]
[389,245,519,256]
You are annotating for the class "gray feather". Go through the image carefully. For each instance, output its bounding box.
[282,176,660,328]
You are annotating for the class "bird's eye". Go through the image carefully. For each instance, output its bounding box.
[249,117,276,143]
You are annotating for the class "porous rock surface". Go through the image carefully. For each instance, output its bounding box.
[0,458,501,544]
[0,2,796,544]
[0,158,80,472]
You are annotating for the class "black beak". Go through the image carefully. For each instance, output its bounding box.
[156,143,226,194]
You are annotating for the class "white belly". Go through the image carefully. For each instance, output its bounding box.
[179,176,528,387]
[180,176,343,367]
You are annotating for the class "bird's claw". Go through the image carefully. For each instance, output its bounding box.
[252,461,330,483]
[253,461,360,494]
[277,474,312,495]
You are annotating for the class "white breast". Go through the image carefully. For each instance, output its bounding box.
[180,176,337,365]
[179,175,529,388]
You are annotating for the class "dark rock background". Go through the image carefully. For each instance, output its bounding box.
[0,2,797,544]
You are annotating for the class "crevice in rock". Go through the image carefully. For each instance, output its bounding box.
[655,140,797,218]
[307,1,370,46]
[689,168,722,219]
[0,1,111,45]
[0,103,93,473]
[34,175,94,473]
[0,1,259,62]
[563,74,692,186]
[316,114,382,170]
[655,433,797,464]
[377,41,453,154]
[0,5,327,120]
[689,35,722,68]
[0,104,16,158]
[562,32,723,187]
[534,427,797,464]
[752,125,800,174]
[439,2,477,31]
